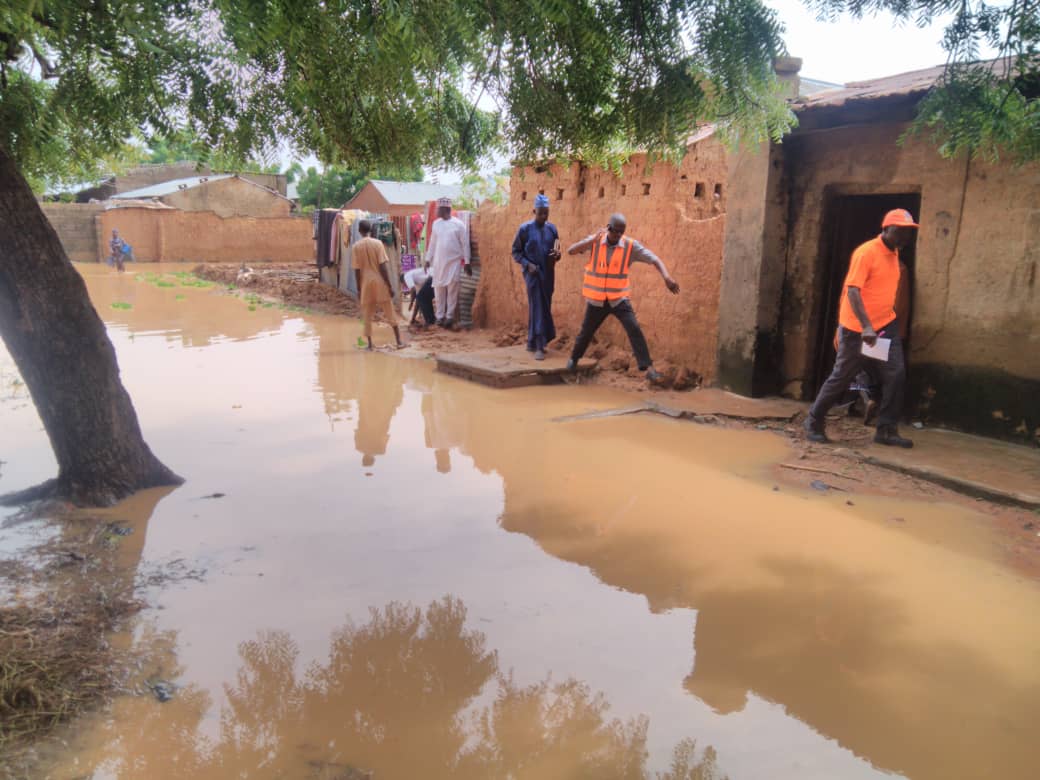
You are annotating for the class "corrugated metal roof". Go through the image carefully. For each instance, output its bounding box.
[112,174,235,200]
[362,180,462,206]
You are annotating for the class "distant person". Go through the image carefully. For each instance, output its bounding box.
[354,219,403,350]
[511,193,560,360]
[403,264,435,329]
[565,213,680,385]
[108,229,128,272]
[426,197,470,328]
[804,209,918,448]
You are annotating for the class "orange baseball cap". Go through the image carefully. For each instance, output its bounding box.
[882,209,919,228]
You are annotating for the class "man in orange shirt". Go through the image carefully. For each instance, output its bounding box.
[804,209,919,448]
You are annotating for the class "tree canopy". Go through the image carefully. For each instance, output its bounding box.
[1,0,1038,190]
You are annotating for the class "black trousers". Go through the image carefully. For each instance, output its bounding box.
[570,299,652,370]
[810,321,906,428]
[415,278,436,325]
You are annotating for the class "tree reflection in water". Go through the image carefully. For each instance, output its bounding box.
[83,597,724,779]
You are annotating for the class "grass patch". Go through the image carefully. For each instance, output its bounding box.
[110,302,132,310]
[0,519,143,771]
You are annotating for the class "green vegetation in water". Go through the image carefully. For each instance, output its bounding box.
[110,302,132,310]
[155,280,176,288]
[357,336,366,348]
[175,294,186,301]
[247,305,257,312]
[172,272,213,288]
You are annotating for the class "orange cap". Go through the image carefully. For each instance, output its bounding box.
[882,209,919,228]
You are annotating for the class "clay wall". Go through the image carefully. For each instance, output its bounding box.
[161,176,291,218]
[779,121,1040,440]
[41,203,104,262]
[97,208,313,264]
[473,139,728,383]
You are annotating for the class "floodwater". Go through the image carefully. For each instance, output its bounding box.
[2,264,1039,780]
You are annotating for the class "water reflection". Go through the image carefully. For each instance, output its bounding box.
[62,597,725,780]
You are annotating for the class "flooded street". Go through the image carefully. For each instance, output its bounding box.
[3,264,1039,780]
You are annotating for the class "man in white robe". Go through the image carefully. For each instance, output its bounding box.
[426,197,470,327]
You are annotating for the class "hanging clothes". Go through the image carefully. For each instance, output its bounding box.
[316,208,339,269]
[337,209,367,298]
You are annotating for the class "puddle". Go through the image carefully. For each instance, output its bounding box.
[2,264,1039,780]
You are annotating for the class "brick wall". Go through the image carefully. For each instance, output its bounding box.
[97,208,313,263]
[473,138,728,382]
[41,203,105,262]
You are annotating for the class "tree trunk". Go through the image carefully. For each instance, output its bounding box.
[0,144,182,507]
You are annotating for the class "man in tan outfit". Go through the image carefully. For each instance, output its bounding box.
[353,219,403,350]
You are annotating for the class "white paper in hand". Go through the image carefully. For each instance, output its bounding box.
[861,337,891,362]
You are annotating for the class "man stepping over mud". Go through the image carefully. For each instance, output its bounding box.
[565,213,680,384]
[354,219,403,350]
[804,209,918,448]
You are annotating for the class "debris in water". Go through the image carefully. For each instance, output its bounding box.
[104,524,133,537]
[810,479,831,492]
[147,680,176,703]
[846,500,855,506]
[756,423,769,430]
[912,421,924,429]
[891,517,906,523]
[199,492,226,499]
[772,486,780,492]
[1024,522,1035,531]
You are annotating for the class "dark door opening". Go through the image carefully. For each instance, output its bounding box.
[812,193,920,395]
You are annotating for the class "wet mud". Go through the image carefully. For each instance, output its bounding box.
[2,263,1039,780]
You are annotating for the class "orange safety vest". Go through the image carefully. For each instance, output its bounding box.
[583,233,634,302]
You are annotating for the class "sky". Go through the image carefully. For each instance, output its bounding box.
[766,0,959,84]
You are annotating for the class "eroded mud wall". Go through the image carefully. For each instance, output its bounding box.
[161,177,291,219]
[474,140,728,383]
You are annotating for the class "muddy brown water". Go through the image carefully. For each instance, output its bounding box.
[2,264,1039,779]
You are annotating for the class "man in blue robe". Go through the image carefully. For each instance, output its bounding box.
[511,193,561,360]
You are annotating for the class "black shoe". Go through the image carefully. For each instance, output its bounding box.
[875,425,914,448]
[435,318,445,327]
[803,416,829,443]
[565,359,577,372]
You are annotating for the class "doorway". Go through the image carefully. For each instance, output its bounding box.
[812,192,920,394]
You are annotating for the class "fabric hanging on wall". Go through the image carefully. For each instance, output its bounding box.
[410,212,425,252]
[337,209,368,298]
[316,208,339,269]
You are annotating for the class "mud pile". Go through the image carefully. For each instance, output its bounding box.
[193,263,360,317]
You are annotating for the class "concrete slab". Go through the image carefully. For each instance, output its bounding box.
[845,428,1040,509]
[436,345,596,388]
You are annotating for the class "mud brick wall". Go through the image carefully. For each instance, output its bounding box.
[97,208,313,264]
[41,203,105,263]
[474,138,727,382]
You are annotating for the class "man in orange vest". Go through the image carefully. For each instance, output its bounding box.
[805,209,918,448]
[565,213,680,383]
